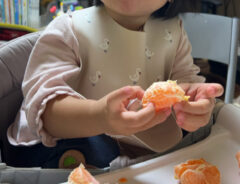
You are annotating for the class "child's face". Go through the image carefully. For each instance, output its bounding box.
[101,0,168,17]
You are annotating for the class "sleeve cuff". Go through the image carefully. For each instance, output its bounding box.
[35,90,85,147]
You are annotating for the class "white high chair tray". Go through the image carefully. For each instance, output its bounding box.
[67,104,240,184]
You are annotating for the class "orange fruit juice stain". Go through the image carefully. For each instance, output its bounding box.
[118,177,128,183]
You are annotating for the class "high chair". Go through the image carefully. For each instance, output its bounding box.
[180,12,239,103]
[0,13,239,183]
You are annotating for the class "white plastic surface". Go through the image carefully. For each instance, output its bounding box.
[96,105,240,184]
[63,104,240,184]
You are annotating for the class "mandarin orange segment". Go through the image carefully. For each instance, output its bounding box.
[142,80,189,111]
[201,165,220,184]
[174,159,220,184]
[174,159,206,179]
[68,164,99,184]
[180,170,205,184]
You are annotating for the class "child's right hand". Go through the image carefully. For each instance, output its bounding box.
[96,86,172,136]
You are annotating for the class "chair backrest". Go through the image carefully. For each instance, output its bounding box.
[180,13,239,103]
[0,32,41,159]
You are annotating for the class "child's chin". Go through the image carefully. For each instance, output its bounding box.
[113,1,145,16]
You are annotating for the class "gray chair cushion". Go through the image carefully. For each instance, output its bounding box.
[0,32,41,161]
[0,32,41,98]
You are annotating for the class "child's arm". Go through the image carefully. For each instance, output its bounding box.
[42,85,172,139]
[22,14,85,146]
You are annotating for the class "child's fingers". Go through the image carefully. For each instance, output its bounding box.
[108,86,144,109]
[142,108,171,127]
[130,108,171,132]
[173,98,215,115]
[134,117,166,133]
[121,103,156,127]
[195,83,224,100]
[206,83,224,98]
[128,108,171,132]
[176,111,212,132]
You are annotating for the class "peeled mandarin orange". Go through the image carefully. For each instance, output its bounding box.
[142,80,189,111]
[68,164,99,184]
[174,158,221,184]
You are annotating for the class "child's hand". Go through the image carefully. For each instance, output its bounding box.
[97,86,171,136]
[173,83,224,132]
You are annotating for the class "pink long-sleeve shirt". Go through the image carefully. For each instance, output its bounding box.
[7,6,205,153]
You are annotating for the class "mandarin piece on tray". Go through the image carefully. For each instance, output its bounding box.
[174,158,220,184]
[68,164,99,184]
[236,151,240,168]
[142,80,190,111]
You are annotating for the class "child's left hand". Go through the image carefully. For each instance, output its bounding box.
[173,83,224,132]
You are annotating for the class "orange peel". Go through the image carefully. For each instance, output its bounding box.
[174,158,221,184]
[142,80,189,111]
[68,164,99,184]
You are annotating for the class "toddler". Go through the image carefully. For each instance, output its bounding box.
[7,0,223,169]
